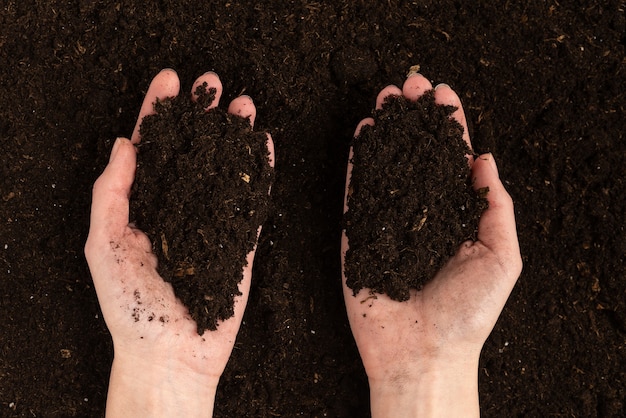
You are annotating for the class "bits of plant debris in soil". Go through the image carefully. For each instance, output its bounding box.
[344,91,488,301]
[131,83,273,334]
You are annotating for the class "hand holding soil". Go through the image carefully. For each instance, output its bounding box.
[85,69,274,417]
[341,73,523,417]
[85,69,520,417]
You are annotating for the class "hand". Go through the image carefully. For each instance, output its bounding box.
[341,73,522,417]
[85,69,275,417]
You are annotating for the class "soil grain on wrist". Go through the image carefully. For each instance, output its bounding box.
[344,91,488,301]
[131,84,273,334]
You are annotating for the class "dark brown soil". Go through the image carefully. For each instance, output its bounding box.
[131,84,273,334]
[345,92,488,300]
[1,1,625,417]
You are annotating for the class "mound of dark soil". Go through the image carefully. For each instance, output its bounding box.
[131,85,273,333]
[344,92,488,300]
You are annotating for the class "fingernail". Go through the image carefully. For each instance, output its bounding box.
[434,83,451,90]
[161,68,177,75]
[485,152,499,175]
[109,137,124,162]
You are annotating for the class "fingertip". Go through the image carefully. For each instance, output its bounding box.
[265,132,275,168]
[159,68,178,77]
[349,118,374,212]
[109,136,135,161]
[472,153,498,191]
[132,69,181,144]
[376,85,402,109]
[228,95,256,126]
[104,137,137,185]
[109,137,124,162]
[472,153,518,253]
[192,71,223,110]
[402,73,433,101]
[157,67,181,86]
[433,82,456,101]
[472,154,512,226]
[354,117,374,137]
[433,83,471,149]
[147,68,181,103]
[473,153,499,182]
[486,152,499,176]
[343,142,357,214]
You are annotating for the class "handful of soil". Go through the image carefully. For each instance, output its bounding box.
[344,91,488,301]
[131,85,273,334]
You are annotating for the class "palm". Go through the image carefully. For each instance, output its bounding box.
[89,223,251,379]
[342,238,510,381]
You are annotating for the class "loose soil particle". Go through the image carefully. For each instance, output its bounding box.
[344,92,488,300]
[131,85,273,334]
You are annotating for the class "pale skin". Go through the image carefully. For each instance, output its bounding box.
[85,69,275,417]
[341,73,523,417]
[87,69,522,417]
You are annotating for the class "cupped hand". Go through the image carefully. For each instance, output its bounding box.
[341,73,522,417]
[85,69,274,416]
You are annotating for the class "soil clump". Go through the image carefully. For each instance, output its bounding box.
[345,92,488,300]
[131,84,273,333]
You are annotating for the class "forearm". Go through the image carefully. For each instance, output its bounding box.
[369,358,480,418]
[106,355,218,418]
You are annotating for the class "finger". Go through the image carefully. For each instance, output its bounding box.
[232,232,258,322]
[131,68,181,144]
[265,133,276,169]
[227,96,274,195]
[355,117,375,137]
[472,153,522,275]
[191,71,223,110]
[342,106,381,300]
[342,114,377,308]
[345,118,374,213]
[375,85,402,109]
[228,95,256,127]
[433,83,472,151]
[402,73,433,102]
[88,137,137,242]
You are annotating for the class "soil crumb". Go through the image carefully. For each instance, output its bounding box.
[131,84,273,334]
[344,91,488,301]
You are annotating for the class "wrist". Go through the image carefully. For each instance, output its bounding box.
[368,356,480,418]
[106,352,219,417]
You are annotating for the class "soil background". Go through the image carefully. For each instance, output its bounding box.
[1,1,625,416]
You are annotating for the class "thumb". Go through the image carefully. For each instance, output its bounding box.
[472,153,522,275]
[87,137,137,244]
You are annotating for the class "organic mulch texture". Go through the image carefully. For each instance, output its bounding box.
[131,85,273,333]
[344,92,488,300]
[1,1,625,417]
